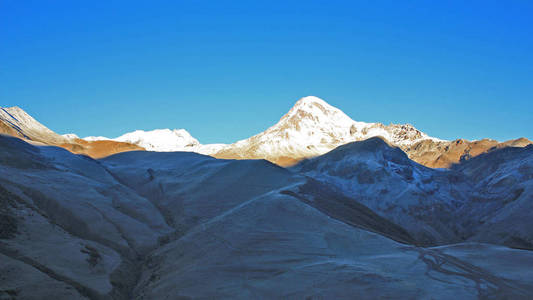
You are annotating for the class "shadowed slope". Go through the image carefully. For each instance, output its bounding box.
[294,137,533,250]
[0,135,170,299]
[2,135,533,298]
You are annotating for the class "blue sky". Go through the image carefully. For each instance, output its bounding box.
[1,1,532,143]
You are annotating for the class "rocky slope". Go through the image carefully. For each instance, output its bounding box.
[1,106,68,144]
[452,144,533,249]
[405,137,532,168]
[1,134,533,298]
[0,106,145,159]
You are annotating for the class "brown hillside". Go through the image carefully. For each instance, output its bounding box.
[60,139,144,158]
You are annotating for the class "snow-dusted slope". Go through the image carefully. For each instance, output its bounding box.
[0,106,67,144]
[294,137,466,244]
[214,96,439,165]
[294,137,533,249]
[2,134,533,298]
[0,135,171,298]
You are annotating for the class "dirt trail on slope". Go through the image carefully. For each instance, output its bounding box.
[410,247,533,299]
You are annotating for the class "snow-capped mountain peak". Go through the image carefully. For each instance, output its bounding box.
[280,96,361,128]
[81,129,226,154]
[286,96,338,116]
[275,96,373,139]
[62,133,80,140]
[113,129,201,152]
[214,96,439,165]
[51,96,442,165]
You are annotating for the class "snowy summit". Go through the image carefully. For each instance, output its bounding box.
[214,96,439,165]
[113,129,201,152]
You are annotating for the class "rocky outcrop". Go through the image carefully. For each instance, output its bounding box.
[404,138,532,168]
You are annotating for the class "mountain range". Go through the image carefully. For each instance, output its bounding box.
[0,106,143,159]
[2,96,530,168]
[1,97,533,298]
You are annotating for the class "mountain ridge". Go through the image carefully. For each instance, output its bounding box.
[1,97,531,167]
[211,96,530,167]
[0,106,145,158]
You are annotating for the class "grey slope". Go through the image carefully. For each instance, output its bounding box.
[2,134,533,299]
[294,136,533,250]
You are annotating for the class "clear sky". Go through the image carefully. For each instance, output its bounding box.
[1,1,532,143]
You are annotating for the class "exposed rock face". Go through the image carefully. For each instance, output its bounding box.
[0,120,25,139]
[404,137,533,168]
